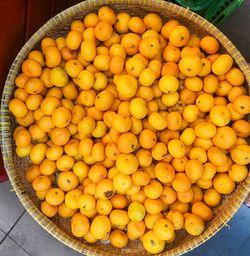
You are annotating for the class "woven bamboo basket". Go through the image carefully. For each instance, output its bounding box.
[1,0,249,255]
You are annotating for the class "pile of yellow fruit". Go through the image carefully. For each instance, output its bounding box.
[8,6,250,254]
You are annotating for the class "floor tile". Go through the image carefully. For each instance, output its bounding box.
[187,205,250,256]
[0,228,6,243]
[0,236,29,256]
[0,181,25,233]
[9,212,82,256]
[219,0,250,62]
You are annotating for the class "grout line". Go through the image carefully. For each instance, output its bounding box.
[7,235,32,256]
[0,210,26,245]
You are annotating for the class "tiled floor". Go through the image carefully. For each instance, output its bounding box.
[0,180,249,256]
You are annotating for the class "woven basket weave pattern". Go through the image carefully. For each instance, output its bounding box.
[1,0,250,255]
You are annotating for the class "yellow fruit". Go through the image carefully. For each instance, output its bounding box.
[213,173,235,194]
[115,74,138,98]
[168,139,185,158]
[81,40,96,61]
[113,172,132,193]
[58,202,77,218]
[212,54,233,75]
[45,188,65,206]
[148,112,167,130]
[95,179,115,200]
[192,201,213,221]
[229,164,248,182]
[95,90,115,111]
[210,105,231,127]
[65,189,82,209]
[204,188,221,207]
[129,98,148,119]
[90,215,111,239]
[9,98,28,118]
[116,153,139,175]
[41,201,57,217]
[180,128,196,146]
[110,230,128,248]
[78,193,96,211]
[139,68,156,86]
[96,199,113,215]
[159,75,179,93]
[178,55,202,77]
[71,213,89,237]
[50,67,69,87]
[142,231,165,254]
[128,201,146,222]
[185,214,205,236]
[231,144,250,165]
[153,218,175,241]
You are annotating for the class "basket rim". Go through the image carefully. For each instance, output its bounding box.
[1,0,250,255]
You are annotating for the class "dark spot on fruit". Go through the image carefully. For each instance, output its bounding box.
[131,144,135,150]
[165,224,168,227]
[187,68,191,72]
[82,205,86,209]
[202,63,205,66]
[240,106,244,109]
[150,239,155,245]
[132,45,135,49]
[67,179,71,183]
[180,36,184,41]
[105,190,114,198]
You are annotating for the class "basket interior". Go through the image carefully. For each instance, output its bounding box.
[2,1,250,255]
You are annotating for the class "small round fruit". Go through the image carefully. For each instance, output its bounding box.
[229,164,248,182]
[159,75,179,94]
[179,55,202,77]
[212,54,233,75]
[32,175,51,192]
[116,153,139,175]
[128,201,146,222]
[90,215,111,239]
[191,202,213,221]
[65,189,82,209]
[142,231,165,254]
[129,98,148,119]
[58,171,79,192]
[71,213,89,237]
[78,193,96,211]
[58,202,77,218]
[50,67,69,89]
[110,230,128,248]
[210,105,231,127]
[213,173,235,194]
[41,201,57,217]
[45,188,65,206]
[95,179,115,200]
[204,188,221,207]
[200,36,219,54]
[230,144,250,165]
[9,98,28,117]
[185,214,205,236]
[168,139,185,158]
[153,218,175,241]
